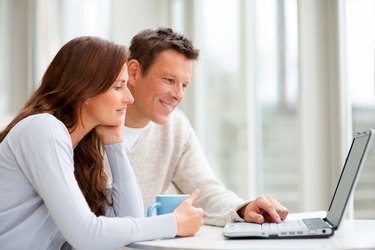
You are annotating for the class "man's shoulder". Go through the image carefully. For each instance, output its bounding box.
[145,108,192,136]
[133,109,194,154]
[170,108,190,124]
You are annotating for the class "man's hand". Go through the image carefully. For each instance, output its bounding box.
[238,196,288,224]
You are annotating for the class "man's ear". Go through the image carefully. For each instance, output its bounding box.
[127,59,141,86]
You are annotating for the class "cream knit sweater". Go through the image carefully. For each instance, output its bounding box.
[125,109,250,226]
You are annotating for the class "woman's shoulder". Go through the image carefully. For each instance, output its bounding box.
[10,113,69,141]
[18,113,65,129]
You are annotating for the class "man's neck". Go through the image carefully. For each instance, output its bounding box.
[125,109,149,128]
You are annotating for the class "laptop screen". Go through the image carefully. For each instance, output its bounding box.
[326,129,373,228]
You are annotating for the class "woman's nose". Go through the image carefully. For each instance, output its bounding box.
[123,87,134,104]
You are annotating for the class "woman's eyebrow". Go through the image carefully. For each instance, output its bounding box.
[115,79,127,83]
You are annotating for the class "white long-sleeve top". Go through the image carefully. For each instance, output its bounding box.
[0,114,176,250]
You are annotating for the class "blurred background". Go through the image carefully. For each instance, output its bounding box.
[1,0,374,218]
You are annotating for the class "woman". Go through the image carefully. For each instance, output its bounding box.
[0,36,203,250]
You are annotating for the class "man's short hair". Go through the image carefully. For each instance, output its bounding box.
[129,27,199,76]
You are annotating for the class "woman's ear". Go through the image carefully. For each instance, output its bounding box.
[127,59,141,86]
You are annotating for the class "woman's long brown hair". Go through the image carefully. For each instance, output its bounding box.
[0,36,127,216]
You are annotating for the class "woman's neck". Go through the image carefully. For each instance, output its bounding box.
[69,122,91,149]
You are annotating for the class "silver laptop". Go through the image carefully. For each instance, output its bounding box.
[223,129,374,239]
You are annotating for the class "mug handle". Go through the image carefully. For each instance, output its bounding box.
[147,202,161,217]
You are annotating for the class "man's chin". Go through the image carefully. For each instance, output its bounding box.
[152,115,170,125]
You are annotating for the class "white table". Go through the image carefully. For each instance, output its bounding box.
[125,212,375,250]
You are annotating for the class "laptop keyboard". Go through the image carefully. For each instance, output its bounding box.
[235,218,330,232]
[261,219,308,231]
[234,219,308,232]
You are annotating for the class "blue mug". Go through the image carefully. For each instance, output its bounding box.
[147,194,189,217]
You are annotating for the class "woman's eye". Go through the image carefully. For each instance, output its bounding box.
[114,86,122,91]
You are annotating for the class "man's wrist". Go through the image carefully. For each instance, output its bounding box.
[237,204,247,219]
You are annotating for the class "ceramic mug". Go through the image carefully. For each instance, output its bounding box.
[147,194,189,217]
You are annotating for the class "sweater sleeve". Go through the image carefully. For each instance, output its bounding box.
[104,142,144,218]
[13,115,176,250]
[171,113,250,226]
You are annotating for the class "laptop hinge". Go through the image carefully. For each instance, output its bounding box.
[323,218,336,229]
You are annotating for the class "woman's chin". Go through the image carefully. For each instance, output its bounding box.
[114,120,125,127]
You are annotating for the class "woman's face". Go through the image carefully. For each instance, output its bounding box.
[83,63,134,128]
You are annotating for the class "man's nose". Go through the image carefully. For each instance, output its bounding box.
[172,84,184,101]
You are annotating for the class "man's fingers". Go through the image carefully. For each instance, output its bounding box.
[262,206,282,223]
[247,211,265,224]
[242,196,288,224]
[265,198,288,221]
[272,201,288,220]
[248,196,282,223]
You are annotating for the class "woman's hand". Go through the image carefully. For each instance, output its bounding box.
[173,189,204,237]
[95,124,123,145]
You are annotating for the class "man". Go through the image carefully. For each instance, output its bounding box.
[124,27,288,226]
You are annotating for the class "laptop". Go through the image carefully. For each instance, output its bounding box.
[223,129,374,239]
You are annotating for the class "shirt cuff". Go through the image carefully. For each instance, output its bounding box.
[230,199,253,222]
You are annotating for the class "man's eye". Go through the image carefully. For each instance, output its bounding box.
[163,77,174,84]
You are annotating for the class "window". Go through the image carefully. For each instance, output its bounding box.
[254,0,300,211]
[2,0,372,218]
[345,0,375,219]
[181,0,302,212]
[34,0,112,87]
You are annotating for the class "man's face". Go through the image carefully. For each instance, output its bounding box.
[126,49,193,128]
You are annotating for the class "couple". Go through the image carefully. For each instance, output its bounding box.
[0,28,288,249]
